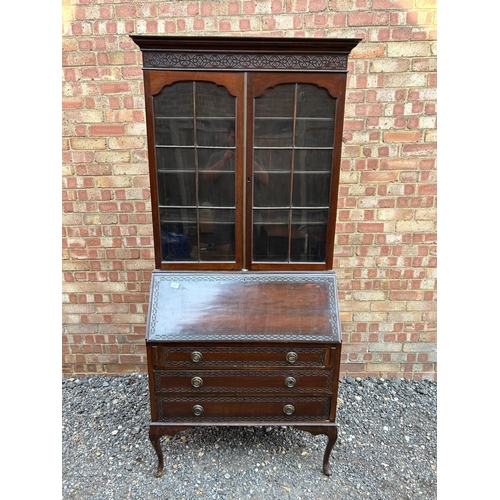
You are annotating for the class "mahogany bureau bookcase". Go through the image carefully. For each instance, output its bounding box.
[131,35,360,476]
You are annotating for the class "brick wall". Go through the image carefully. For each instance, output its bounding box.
[62,0,437,380]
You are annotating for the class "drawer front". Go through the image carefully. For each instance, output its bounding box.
[153,369,333,394]
[156,346,330,368]
[156,396,331,422]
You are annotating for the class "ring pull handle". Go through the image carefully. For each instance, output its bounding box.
[283,404,295,416]
[286,351,298,364]
[193,405,204,416]
[191,351,203,363]
[191,377,203,388]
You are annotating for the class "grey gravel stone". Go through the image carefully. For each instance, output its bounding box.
[62,374,436,499]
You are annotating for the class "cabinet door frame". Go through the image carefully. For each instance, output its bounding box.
[245,72,347,271]
[145,71,245,270]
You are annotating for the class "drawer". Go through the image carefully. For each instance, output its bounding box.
[153,369,333,394]
[155,395,331,422]
[152,345,331,368]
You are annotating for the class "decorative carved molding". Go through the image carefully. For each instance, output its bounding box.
[142,51,348,71]
[154,369,333,393]
[157,395,330,421]
[162,346,327,367]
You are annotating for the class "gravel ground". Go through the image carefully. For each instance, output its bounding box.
[62,374,436,499]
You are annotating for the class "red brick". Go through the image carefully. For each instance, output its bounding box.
[88,124,126,136]
[62,6,437,379]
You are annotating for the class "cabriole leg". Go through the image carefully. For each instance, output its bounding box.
[322,425,338,476]
[149,426,164,477]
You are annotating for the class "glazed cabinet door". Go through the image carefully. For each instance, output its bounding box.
[145,71,245,270]
[246,73,346,271]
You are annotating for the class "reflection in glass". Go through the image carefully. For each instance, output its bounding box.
[292,171,331,207]
[254,118,293,148]
[255,172,290,208]
[154,119,194,146]
[153,81,237,262]
[156,148,195,172]
[255,84,295,117]
[157,172,197,207]
[154,82,194,117]
[196,118,236,147]
[292,209,328,262]
[256,149,293,171]
[196,82,235,117]
[253,83,336,263]
[253,209,289,262]
[296,84,336,118]
[159,208,196,261]
[196,208,236,262]
[294,149,332,171]
[295,119,334,148]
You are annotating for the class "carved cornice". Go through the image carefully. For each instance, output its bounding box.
[142,51,348,72]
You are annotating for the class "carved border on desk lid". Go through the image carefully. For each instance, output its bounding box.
[142,51,348,71]
[153,332,333,342]
[149,274,339,341]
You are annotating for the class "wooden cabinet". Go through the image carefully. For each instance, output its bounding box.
[132,35,360,476]
[146,271,342,476]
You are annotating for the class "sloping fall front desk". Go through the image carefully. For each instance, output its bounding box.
[145,271,342,476]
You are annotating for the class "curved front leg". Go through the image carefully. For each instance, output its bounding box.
[148,425,193,477]
[149,426,165,477]
[295,424,339,476]
[322,425,338,476]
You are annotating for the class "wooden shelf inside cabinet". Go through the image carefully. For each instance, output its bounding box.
[145,271,343,476]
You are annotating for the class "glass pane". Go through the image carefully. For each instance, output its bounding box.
[253,209,289,262]
[195,82,235,117]
[296,84,336,119]
[292,209,328,262]
[254,149,293,172]
[255,172,290,208]
[196,118,235,147]
[157,171,196,207]
[154,82,193,118]
[254,118,293,147]
[255,84,295,117]
[155,118,194,146]
[156,148,195,172]
[206,209,235,261]
[295,119,334,147]
[294,149,332,172]
[292,172,331,207]
[199,146,235,207]
[159,208,196,262]
[251,83,336,265]
[154,80,237,264]
[289,223,308,262]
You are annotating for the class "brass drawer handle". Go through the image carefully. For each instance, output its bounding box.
[284,376,296,388]
[286,351,298,364]
[191,376,203,388]
[193,405,204,416]
[191,351,203,363]
[283,404,295,416]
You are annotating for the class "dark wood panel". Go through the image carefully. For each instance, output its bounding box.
[146,271,341,342]
[156,395,330,421]
[153,369,333,394]
[156,345,329,368]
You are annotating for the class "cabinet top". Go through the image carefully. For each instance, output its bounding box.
[146,271,342,343]
[131,35,361,72]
